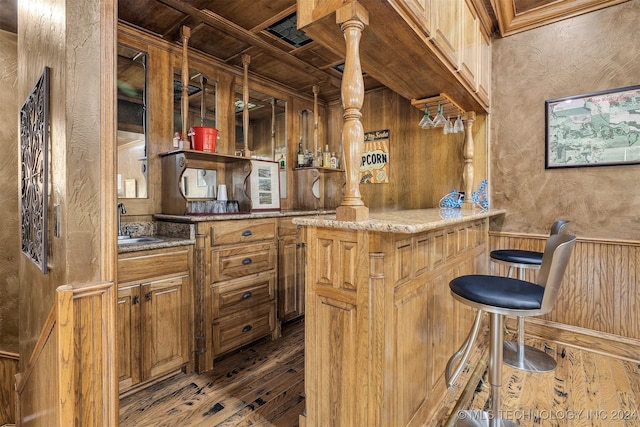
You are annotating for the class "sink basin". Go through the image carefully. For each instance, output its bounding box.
[117,236,164,245]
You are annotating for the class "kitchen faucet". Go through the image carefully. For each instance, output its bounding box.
[117,202,127,238]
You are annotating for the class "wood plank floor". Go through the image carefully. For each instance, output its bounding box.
[120,319,640,426]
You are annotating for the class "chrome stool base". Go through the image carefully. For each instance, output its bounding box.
[503,341,557,372]
[454,410,518,427]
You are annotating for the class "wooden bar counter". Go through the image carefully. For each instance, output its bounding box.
[293,208,505,426]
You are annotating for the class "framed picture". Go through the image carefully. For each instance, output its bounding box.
[249,160,280,211]
[545,85,640,168]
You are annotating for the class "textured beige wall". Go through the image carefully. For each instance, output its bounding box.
[0,30,19,353]
[18,0,105,366]
[491,0,640,240]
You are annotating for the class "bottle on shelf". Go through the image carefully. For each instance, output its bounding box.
[297,142,305,168]
[323,144,331,168]
[279,153,286,169]
[316,148,323,167]
[330,152,338,169]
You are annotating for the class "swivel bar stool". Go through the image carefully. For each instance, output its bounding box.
[449,233,576,427]
[490,220,569,372]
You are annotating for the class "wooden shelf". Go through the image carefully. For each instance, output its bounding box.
[160,149,247,163]
[411,93,465,118]
[293,167,344,173]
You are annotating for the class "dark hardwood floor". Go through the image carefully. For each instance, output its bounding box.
[120,318,640,426]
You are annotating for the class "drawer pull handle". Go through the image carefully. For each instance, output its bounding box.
[241,291,252,299]
[242,258,252,265]
[242,325,252,333]
[242,230,252,237]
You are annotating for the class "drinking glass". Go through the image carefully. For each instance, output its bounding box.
[432,102,447,128]
[444,117,453,134]
[419,107,434,129]
[453,115,464,133]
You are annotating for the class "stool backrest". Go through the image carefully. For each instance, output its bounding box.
[537,233,576,314]
[550,220,570,236]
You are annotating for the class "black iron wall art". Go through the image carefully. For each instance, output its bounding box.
[20,66,50,274]
[545,85,640,168]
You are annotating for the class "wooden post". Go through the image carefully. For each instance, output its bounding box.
[181,26,191,148]
[336,3,369,222]
[271,97,276,157]
[313,85,319,156]
[242,54,251,157]
[462,111,476,208]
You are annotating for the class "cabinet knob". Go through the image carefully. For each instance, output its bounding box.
[242,258,253,265]
[241,291,252,299]
[241,230,253,237]
[145,292,152,301]
[242,325,252,333]
[133,295,140,305]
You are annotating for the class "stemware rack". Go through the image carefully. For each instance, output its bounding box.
[411,93,465,117]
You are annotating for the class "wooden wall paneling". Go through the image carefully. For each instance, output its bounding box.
[0,352,19,425]
[490,232,640,361]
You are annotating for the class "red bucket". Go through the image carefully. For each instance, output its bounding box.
[190,127,218,152]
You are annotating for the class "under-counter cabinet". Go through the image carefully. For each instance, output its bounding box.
[197,218,278,371]
[117,246,192,395]
[277,218,305,322]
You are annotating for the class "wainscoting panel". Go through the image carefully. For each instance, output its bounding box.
[490,233,640,342]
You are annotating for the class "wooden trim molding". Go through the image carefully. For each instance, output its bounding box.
[492,0,631,36]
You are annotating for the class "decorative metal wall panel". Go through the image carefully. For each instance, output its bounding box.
[20,66,50,274]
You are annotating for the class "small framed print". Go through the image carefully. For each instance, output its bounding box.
[248,160,281,211]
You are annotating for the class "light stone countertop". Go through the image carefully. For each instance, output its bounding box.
[292,208,506,234]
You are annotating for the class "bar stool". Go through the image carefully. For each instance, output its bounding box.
[449,233,576,427]
[490,220,569,372]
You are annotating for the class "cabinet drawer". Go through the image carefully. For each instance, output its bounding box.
[212,302,275,355]
[211,272,275,318]
[210,219,275,246]
[118,247,189,283]
[278,217,301,237]
[211,242,275,282]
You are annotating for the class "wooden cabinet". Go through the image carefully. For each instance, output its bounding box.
[277,218,305,322]
[197,218,278,371]
[459,0,480,90]
[117,246,192,395]
[476,30,491,105]
[301,216,490,426]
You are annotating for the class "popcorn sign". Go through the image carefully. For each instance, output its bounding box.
[360,129,390,184]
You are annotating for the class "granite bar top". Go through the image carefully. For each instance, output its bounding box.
[154,209,335,223]
[292,208,506,234]
[117,221,196,253]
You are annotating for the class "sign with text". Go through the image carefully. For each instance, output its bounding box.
[360,129,390,184]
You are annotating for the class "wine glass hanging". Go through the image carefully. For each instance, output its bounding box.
[412,94,465,135]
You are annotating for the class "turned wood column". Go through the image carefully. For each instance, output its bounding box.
[313,85,319,155]
[462,111,476,208]
[336,3,369,222]
[242,54,251,157]
[181,26,191,148]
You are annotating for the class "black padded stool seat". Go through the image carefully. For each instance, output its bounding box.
[450,275,544,311]
[489,249,543,266]
[449,233,576,427]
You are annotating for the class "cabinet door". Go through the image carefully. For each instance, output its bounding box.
[117,284,141,391]
[476,30,491,107]
[431,0,462,69]
[459,0,480,90]
[141,275,189,380]
[278,234,305,322]
[401,0,432,36]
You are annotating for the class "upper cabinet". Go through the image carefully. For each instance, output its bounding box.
[297,0,493,112]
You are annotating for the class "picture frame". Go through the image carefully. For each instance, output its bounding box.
[249,160,281,211]
[545,85,640,169]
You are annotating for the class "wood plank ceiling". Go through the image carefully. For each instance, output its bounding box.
[118,0,384,102]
